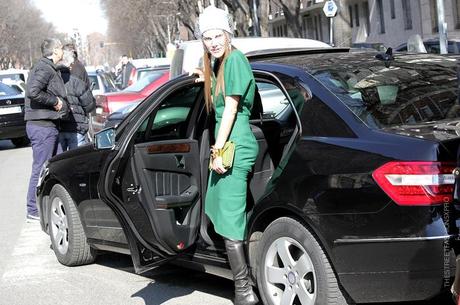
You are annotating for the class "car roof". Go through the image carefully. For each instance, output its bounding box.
[177,37,331,74]
[0,68,29,74]
[131,58,171,68]
[136,65,170,71]
[250,50,458,74]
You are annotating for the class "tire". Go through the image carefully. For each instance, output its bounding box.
[48,184,96,266]
[11,136,30,147]
[256,217,349,305]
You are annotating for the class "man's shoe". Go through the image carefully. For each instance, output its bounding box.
[26,214,40,222]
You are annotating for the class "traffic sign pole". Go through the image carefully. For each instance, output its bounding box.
[329,17,334,46]
[323,0,338,47]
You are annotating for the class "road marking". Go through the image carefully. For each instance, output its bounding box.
[1,222,63,285]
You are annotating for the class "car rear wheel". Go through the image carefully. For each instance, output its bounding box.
[48,184,96,266]
[257,217,349,305]
[11,136,29,147]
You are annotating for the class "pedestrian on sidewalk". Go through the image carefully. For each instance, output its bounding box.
[24,38,67,221]
[57,45,95,150]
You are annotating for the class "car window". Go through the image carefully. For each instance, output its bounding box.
[134,84,201,143]
[125,71,166,92]
[0,73,25,82]
[256,82,290,118]
[88,75,99,90]
[170,49,184,79]
[0,82,21,96]
[312,58,459,129]
[99,73,117,92]
[137,69,166,80]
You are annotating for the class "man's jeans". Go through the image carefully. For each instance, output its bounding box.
[59,132,86,151]
[26,123,61,217]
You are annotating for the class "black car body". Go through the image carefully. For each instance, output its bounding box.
[37,49,460,304]
[0,83,29,147]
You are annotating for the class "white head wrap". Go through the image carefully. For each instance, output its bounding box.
[197,6,234,38]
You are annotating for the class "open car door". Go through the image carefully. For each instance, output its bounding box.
[106,79,204,273]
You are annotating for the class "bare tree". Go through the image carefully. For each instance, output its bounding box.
[101,0,178,58]
[271,0,303,37]
[0,0,57,69]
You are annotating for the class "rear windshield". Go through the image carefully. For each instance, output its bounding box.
[313,56,459,129]
[0,73,25,82]
[125,71,166,92]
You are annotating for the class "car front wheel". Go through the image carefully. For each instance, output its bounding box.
[257,217,349,305]
[48,184,96,266]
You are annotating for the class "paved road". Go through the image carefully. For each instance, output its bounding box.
[0,140,234,305]
[0,139,454,305]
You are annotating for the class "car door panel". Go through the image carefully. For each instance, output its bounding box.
[130,139,201,251]
[103,79,203,272]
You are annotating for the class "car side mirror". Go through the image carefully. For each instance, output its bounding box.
[94,127,116,150]
[90,82,96,90]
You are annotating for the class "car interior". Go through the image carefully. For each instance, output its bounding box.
[113,75,303,257]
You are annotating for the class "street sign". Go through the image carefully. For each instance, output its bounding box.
[323,0,338,18]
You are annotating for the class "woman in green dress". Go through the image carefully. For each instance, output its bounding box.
[195,5,259,305]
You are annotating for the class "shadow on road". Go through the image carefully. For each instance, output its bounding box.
[0,140,28,151]
[94,252,457,305]
[96,252,233,305]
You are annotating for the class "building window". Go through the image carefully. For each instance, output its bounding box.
[354,4,360,26]
[453,0,460,29]
[363,1,370,34]
[349,5,353,27]
[390,0,396,19]
[402,0,413,30]
[377,0,385,34]
[431,0,439,33]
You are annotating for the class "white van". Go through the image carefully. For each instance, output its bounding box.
[170,37,331,78]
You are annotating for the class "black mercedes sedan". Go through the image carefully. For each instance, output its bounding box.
[0,82,29,147]
[37,49,460,305]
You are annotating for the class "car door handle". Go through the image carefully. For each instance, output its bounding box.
[126,185,139,194]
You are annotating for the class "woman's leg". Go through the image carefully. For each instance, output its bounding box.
[224,238,259,305]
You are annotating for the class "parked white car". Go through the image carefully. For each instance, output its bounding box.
[170,37,331,78]
[0,69,29,83]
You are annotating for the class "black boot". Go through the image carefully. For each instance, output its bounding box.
[224,238,259,305]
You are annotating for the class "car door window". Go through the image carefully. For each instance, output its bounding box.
[256,82,289,119]
[134,84,201,143]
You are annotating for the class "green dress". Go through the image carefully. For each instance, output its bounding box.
[205,50,259,240]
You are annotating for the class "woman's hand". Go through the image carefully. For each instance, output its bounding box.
[189,68,204,83]
[211,156,227,174]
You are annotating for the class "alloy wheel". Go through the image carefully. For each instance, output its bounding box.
[263,237,316,305]
[50,197,69,255]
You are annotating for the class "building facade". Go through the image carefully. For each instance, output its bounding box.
[268,0,460,48]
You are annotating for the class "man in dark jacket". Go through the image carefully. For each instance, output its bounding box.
[25,38,66,221]
[120,55,135,89]
[58,46,95,150]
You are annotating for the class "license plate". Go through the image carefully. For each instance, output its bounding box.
[0,106,21,115]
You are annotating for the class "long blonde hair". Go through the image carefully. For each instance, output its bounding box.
[203,33,233,113]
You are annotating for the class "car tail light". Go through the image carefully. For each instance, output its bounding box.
[372,161,455,206]
[96,95,109,114]
[128,68,137,87]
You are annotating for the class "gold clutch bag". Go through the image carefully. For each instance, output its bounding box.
[209,141,235,170]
